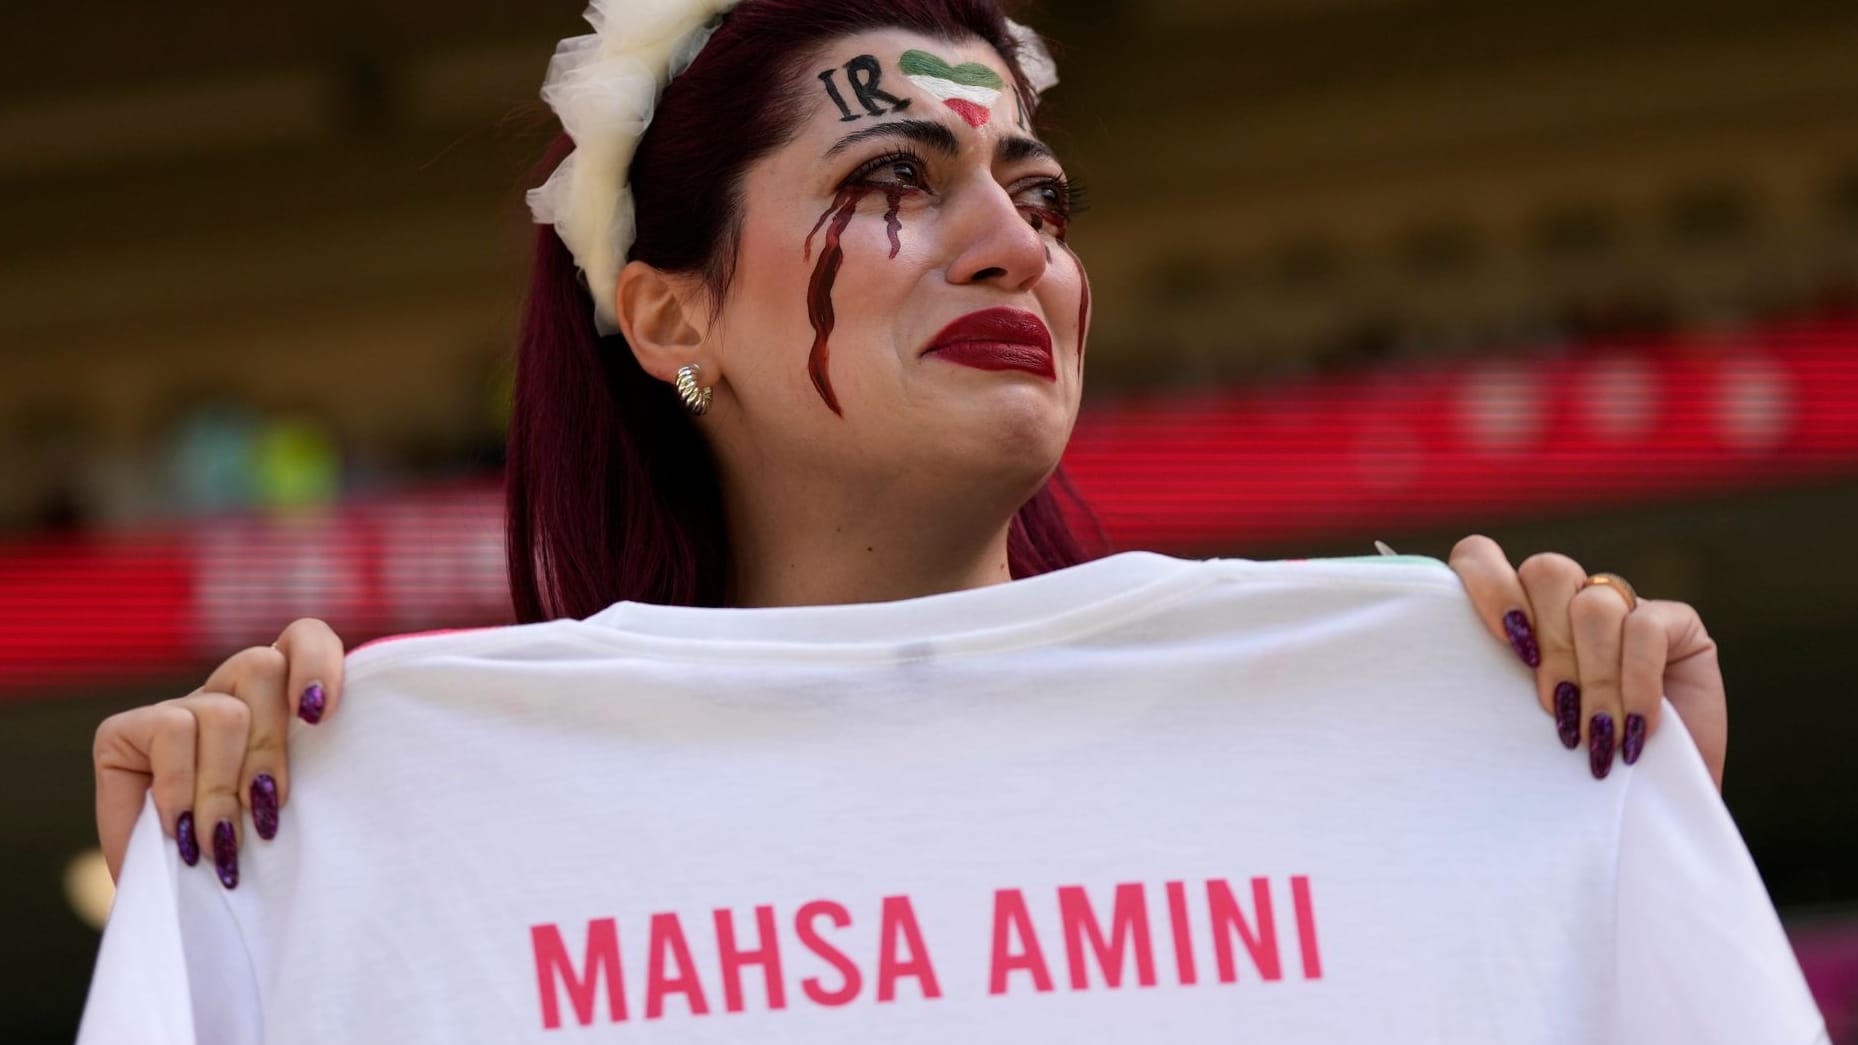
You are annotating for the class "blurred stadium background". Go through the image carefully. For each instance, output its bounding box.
[3,0,1856,1038]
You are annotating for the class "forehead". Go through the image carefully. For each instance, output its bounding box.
[812,28,1007,71]
[798,29,1018,135]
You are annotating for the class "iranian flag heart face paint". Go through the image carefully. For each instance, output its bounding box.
[899,49,1004,128]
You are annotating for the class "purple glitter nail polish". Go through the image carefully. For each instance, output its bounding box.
[299,681,326,725]
[1502,610,1540,668]
[251,774,279,841]
[213,820,239,890]
[1589,713,1616,780]
[176,811,200,867]
[1554,682,1581,750]
[1622,714,1647,765]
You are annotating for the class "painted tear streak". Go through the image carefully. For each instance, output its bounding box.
[804,186,876,417]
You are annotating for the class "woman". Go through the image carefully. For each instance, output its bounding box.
[92,0,1727,887]
[83,2,1829,1041]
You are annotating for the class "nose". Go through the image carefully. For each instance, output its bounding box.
[943,171,1050,293]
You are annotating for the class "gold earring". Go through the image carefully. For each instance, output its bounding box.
[676,364,713,416]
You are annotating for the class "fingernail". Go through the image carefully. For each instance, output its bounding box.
[1554,682,1581,749]
[213,820,239,889]
[1502,610,1540,668]
[1589,713,1616,780]
[1622,714,1647,765]
[299,681,326,724]
[251,774,279,840]
[176,811,200,866]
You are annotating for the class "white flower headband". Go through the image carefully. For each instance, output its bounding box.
[525,0,1060,336]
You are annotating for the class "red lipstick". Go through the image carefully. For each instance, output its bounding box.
[922,307,1056,381]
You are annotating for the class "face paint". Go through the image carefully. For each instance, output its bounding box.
[817,56,911,122]
[845,55,913,117]
[1022,196,1070,245]
[818,70,860,123]
[804,186,877,417]
[881,186,905,259]
[799,43,1051,414]
[804,186,906,263]
[801,161,920,415]
[898,50,1004,128]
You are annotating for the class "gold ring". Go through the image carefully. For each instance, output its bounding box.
[1579,572,1639,612]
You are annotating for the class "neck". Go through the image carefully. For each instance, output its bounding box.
[718,481,1020,610]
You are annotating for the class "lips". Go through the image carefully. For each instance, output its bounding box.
[922,307,1056,380]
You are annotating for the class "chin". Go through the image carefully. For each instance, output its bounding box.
[971,398,1076,472]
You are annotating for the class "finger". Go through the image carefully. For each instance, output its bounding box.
[1619,603,1673,768]
[1569,583,1632,780]
[93,703,200,881]
[171,692,252,889]
[1448,535,1542,676]
[1617,598,1724,771]
[1632,601,1726,788]
[273,618,345,726]
[1515,552,1591,751]
[203,645,291,842]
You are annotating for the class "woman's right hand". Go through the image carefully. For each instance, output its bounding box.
[92,619,346,887]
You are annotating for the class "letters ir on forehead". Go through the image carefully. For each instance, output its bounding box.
[819,50,1023,131]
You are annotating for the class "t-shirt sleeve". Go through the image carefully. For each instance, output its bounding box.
[1613,702,1830,1045]
[78,796,263,1044]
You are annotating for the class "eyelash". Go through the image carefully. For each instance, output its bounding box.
[844,149,1088,227]
[847,149,934,191]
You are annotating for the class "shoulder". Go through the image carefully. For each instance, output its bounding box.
[341,619,590,687]
[1175,554,1475,637]
[1198,553,1465,594]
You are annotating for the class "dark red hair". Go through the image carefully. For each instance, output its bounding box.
[507,0,1110,622]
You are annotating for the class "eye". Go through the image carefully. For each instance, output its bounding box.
[1013,177,1074,214]
[1012,176,1077,237]
[850,151,932,191]
[1017,181,1067,212]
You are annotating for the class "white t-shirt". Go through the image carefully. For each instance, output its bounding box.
[80,552,1829,1043]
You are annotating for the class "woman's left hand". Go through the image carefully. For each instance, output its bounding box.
[1445,535,1727,790]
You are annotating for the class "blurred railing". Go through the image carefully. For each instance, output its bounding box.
[3,317,1855,702]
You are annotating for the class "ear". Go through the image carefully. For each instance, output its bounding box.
[614,259,713,383]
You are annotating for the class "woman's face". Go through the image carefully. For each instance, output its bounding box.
[700,29,1089,510]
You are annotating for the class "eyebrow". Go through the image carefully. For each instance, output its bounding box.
[824,117,1057,167]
